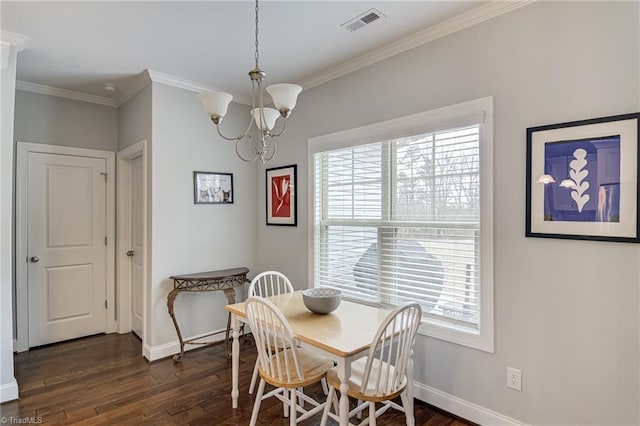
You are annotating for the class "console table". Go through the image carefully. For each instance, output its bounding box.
[167,267,249,362]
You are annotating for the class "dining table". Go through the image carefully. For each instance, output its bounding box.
[225,290,416,426]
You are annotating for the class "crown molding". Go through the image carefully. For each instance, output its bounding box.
[11,1,534,110]
[145,69,253,106]
[298,0,536,91]
[0,30,28,51]
[114,70,152,107]
[147,69,207,92]
[15,69,254,109]
[16,80,118,107]
[116,69,253,107]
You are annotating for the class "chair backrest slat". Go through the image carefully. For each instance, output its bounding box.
[249,271,294,298]
[360,303,422,397]
[246,296,303,384]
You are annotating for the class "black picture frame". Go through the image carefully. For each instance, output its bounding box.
[266,164,297,226]
[526,112,640,242]
[193,171,234,204]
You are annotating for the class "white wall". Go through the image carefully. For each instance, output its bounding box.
[14,90,117,151]
[0,37,22,403]
[147,82,258,353]
[257,2,640,424]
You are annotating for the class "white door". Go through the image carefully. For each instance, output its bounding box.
[27,151,108,347]
[130,155,144,338]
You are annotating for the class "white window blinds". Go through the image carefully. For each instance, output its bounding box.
[313,125,481,327]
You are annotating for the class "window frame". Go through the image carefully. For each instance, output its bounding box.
[308,97,494,353]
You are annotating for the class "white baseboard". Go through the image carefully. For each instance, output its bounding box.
[0,378,19,403]
[413,382,524,426]
[143,342,153,361]
[145,329,228,362]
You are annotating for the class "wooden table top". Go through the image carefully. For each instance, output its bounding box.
[225,290,391,358]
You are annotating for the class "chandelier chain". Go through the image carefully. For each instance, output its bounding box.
[199,0,300,164]
[254,0,259,69]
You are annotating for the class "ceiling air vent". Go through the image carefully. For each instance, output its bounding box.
[341,8,386,33]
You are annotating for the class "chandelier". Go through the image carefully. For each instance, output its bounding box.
[198,0,302,164]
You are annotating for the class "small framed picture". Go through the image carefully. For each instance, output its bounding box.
[266,164,297,226]
[526,112,640,242]
[193,171,233,204]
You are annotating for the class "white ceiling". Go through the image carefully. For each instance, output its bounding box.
[1,1,488,104]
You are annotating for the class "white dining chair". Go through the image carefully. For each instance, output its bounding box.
[246,296,333,426]
[320,302,423,426]
[249,270,295,299]
[248,271,294,395]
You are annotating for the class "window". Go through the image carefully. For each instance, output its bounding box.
[309,97,494,352]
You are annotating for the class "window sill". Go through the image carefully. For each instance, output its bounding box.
[418,316,494,353]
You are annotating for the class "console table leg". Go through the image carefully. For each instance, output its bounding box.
[167,288,185,362]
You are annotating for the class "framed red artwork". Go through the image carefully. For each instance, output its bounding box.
[266,164,297,226]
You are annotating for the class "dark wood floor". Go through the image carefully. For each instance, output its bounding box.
[1,333,473,425]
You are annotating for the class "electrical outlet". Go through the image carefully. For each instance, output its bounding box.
[506,367,522,391]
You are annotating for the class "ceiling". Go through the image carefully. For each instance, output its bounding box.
[1,1,488,104]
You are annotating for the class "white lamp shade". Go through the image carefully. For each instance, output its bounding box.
[197,91,233,118]
[266,83,302,112]
[536,174,556,184]
[251,108,280,131]
[559,178,576,188]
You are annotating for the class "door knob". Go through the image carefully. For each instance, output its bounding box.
[126,251,134,257]
[30,256,40,262]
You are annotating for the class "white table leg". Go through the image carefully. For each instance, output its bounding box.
[336,359,351,426]
[231,313,240,408]
[406,350,415,425]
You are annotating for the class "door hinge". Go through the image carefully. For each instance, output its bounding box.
[100,172,108,182]
[105,300,108,309]
[105,236,108,246]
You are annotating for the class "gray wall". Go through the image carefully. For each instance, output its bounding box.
[14,91,117,151]
[12,81,260,355]
[118,84,152,151]
[148,82,258,348]
[8,80,258,382]
[257,2,640,424]
[7,1,639,422]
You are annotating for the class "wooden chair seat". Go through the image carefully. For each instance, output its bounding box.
[261,347,334,389]
[326,358,407,403]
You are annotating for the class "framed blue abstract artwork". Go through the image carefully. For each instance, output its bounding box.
[526,112,640,242]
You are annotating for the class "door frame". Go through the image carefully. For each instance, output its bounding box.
[116,140,149,355]
[15,142,116,352]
